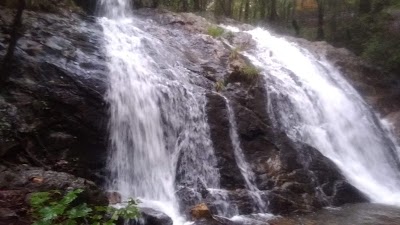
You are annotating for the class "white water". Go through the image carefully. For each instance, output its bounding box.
[239,27,400,205]
[98,1,219,224]
[222,96,266,212]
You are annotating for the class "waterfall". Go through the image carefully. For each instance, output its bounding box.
[222,96,266,213]
[98,1,219,224]
[240,27,400,205]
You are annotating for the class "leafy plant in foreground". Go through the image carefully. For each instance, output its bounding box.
[29,189,139,225]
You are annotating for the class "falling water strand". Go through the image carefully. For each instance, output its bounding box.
[98,1,220,224]
[241,27,400,205]
[223,96,266,212]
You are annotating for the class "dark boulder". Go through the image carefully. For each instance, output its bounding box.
[136,207,173,225]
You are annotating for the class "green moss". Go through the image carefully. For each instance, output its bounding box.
[207,26,225,38]
[215,80,225,92]
[362,34,400,73]
[241,65,261,81]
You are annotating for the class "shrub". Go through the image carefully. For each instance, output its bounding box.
[362,34,400,74]
[207,26,225,38]
[29,189,139,225]
[241,65,261,81]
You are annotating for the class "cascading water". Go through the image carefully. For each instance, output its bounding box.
[98,1,219,224]
[237,27,400,205]
[222,96,266,212]
[97,0,400,221]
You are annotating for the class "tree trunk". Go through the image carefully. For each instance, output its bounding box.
[1,0,25,85]
[316,0,324,40]
[193,0,200,11]
[244,0,250,21]
[269,0,278,21]
[182,0,188,11]
[359,0,371,14]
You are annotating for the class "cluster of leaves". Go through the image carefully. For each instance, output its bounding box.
[207,26,225,38]
[241,65,260,82]
[29,189,139,225]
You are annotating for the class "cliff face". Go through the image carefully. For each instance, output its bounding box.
[1,5,393,225]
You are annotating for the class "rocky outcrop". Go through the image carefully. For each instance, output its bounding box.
[0,7,108,182]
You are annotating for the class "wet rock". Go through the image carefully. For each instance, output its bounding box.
[106,191,122,205]
[191,203,212,220]
[0,6,108,182]
[139,207,173,225]
[176,187,202,215]
[332,181,367,206]
[206,93,246,190]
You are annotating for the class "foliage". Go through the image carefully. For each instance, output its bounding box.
[362,34,400,73]
[2,0,77,12]
[241,65,260,82]
[29,189,139,225]
[207,26,225,38]
[229,47,241,60]
[215,80,225,92]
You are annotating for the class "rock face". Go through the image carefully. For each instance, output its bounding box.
[0,5,374,225]
[0,7,108,182]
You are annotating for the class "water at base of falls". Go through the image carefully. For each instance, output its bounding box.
[238,27,400,205]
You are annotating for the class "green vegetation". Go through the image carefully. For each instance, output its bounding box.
[215,80,225,92]
[229,47,241,60]
[241,65,260,82]
[207,26,225,38]
[29,189,139,225]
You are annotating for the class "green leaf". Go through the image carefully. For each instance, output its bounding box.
[67,203,92,219]
[60,189,83,205]
[91,214,103,220]
[33,221,52,225]
[102,220,116,225]
[30,192,51,208]
[94,206,108,212]
[39,206,59,221]
[64,219,78,225]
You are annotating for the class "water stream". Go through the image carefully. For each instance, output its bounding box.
[222,96,266,213]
